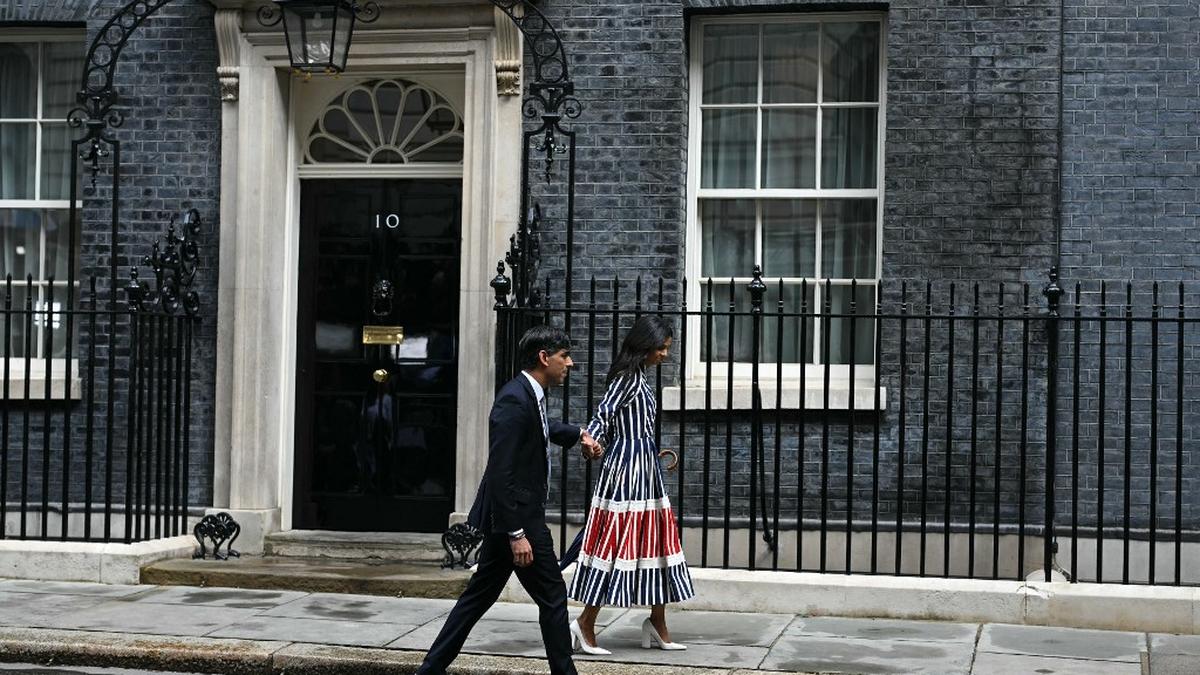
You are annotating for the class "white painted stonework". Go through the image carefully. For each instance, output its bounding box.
[0,536,195,585]
[208,1,521,549]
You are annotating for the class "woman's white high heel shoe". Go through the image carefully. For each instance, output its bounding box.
[641,618,687,650]
[569,619,612,656]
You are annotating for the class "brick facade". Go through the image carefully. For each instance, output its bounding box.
[5,1,1198,550]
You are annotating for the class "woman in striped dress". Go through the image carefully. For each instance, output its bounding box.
[568,316,694,655]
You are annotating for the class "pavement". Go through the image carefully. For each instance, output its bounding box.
[0,579,1196,674]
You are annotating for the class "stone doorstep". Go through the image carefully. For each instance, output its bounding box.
[0,627,778,675]
[264,530,446,563]
[140,555,473,599]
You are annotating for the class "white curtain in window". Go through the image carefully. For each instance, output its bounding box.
[41,42,84,200]
[0,44,36,200]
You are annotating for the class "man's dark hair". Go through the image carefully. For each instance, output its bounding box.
[518,325,572,370]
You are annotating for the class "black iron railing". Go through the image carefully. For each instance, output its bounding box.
[0,269,196,544]
[493,265,1200,586]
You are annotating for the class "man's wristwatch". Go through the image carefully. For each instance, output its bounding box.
[508,531,526,541]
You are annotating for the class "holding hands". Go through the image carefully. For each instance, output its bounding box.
[580,429,604,460]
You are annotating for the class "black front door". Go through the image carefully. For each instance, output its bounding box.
[294,178,460,532]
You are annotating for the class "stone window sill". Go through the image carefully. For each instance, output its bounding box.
[662,380,886,412]
[1,362,83,401]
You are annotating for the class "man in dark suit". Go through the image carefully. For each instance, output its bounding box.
[417,325,602,675]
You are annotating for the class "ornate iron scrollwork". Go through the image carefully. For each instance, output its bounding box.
[67,0,177,191]
[192,512,241,561]
[126,209,204,316]
[441,522,485,569]
[503,203,544,308]
[257,0,381,28]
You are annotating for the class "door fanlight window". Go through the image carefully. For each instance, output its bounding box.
[304,79,464,164]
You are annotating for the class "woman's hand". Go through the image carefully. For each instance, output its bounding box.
[580,430,604,459]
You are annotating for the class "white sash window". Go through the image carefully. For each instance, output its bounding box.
[686,13,886,381]
[0,34,85,367]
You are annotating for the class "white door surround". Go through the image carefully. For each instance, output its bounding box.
[208,3,522,551]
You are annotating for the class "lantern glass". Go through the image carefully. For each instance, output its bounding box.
[277,0,357,73]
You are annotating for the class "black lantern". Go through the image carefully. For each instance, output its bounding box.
[260,0,379,74]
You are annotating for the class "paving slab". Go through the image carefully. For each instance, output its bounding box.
[42,600,260,637]
[786,616,978,644]
[262,592,454,625]
[128,585,309,609]
[208,615,420,647]
[275,642,747,675]
[480,601,625,625]
[970,652,1142,674]
[597,609,793,648]
[978,623,1146,663]
[387,617,552,658]
[576,642,771,670]
[761,634,975,674]
[0,591,111,628]
[1149,634,1200,675]
[0,580,150,598]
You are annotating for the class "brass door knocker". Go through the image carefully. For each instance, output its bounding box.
[371,279,394,318]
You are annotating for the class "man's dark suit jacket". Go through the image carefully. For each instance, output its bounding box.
[467,374,581,534]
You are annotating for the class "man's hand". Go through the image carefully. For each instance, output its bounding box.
[510,536,533,567]
[580,430,604,460]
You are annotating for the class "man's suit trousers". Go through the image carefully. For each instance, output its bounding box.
[416,525,576,675]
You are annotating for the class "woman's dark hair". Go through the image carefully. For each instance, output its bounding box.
[606,316,673,384]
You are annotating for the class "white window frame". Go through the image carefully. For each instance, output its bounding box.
[682,12,888,401]
[0,30,85,396]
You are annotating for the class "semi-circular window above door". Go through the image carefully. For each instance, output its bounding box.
[304,79,464,165]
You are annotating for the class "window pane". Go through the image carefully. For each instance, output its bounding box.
[762,282,814,364]
[825,284,876,365]
[821,199,876,279]
[43,209,78,284]
[822,22,881,103]
[763,23,818,103]
[762,200,816,278]
[40,124,81,200]
[762,109,816,188]
[700,199,754,278]
[43,42,85,119]
[700,282,753,362]
[1,284,31,359]
[0,44,36,118]
[701,109,756,189]
[702,24,758,104]
[821,107,877,188]
[38,286,69,357]
[0,208,41,281]
[0,123,36,199]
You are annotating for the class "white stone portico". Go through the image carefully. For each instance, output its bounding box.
[206,0,523,551]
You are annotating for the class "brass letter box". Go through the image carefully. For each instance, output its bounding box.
[362,325,405,345]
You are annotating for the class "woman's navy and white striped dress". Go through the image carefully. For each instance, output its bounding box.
[568,367,694,607]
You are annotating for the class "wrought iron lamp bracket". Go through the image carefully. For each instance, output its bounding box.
[256,0,381,28]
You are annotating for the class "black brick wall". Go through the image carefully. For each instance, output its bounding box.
[534,0,1199,547]
[83,0,221,509]
[1,0,220,521]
